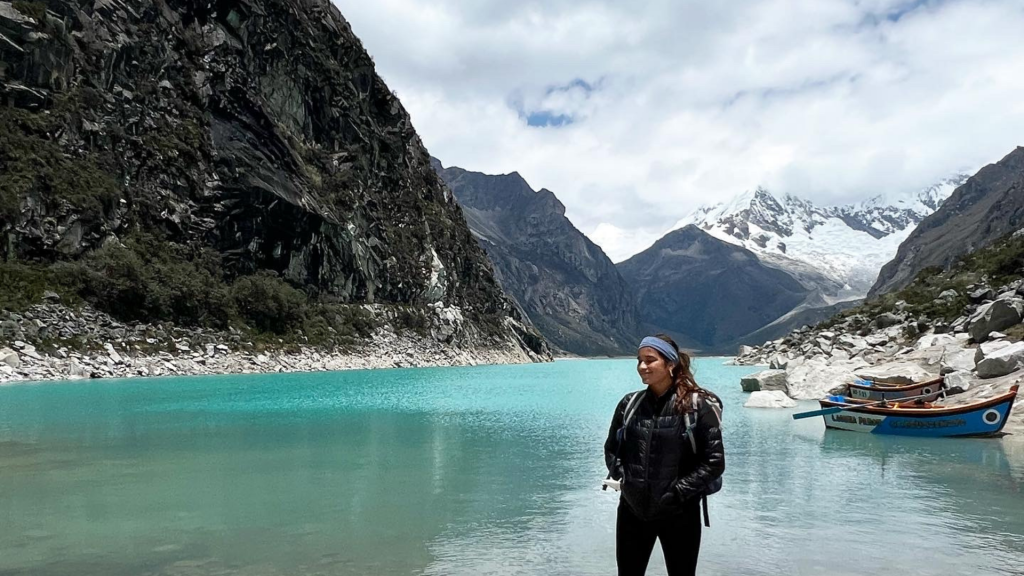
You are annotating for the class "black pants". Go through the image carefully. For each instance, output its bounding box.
[616,499,702,576]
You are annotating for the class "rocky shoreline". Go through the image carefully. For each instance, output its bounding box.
[734,278,1024,437]
[0,302,549,385]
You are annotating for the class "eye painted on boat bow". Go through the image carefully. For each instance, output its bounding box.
[982,409,1002,425]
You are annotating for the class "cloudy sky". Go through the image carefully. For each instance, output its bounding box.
[333,0,1024,262]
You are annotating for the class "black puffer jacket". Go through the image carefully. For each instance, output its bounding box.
[604,387,725,521]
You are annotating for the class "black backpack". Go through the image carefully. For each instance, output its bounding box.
[620,389,724,526]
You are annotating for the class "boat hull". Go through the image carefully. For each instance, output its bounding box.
[819,386,1019,438]
[846,377,944,402]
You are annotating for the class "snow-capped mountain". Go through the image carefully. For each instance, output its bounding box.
[673,175,970,300]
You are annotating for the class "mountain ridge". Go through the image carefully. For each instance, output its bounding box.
[674,175,968,299]
[616,225,813,353]
[434,158,643,356]
[870,147,1024,297]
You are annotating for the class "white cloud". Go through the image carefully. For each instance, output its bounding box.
[333,0,1024,261]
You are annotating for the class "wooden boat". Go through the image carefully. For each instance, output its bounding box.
[816,384,1020,437]
[846,376,945,402]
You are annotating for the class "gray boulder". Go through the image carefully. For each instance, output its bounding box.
[769,355,789,370]
[976,342,1024,378]
[937,289,959,302]
[970,288,996,302]
[968,299,1023,342]
[873,313,900,329]
[737,345,755,357]
[740,369,789,393]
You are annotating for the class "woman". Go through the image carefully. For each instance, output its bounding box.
[604,334,725,576]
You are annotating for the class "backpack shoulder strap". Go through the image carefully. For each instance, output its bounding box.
[683,392,699,453]
[622,390,646,428]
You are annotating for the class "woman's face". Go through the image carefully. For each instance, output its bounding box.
[637,347,673,387]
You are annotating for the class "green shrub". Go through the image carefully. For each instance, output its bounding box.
[12,1,46,22]
[231,271,307,333]
[0,262,57,310]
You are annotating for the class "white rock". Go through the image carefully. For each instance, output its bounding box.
[744,390,798,409]
[942,348,976,374]
[19,345,43,361]
[787,360,860,400]
[837,334,866,350]
[976,342,1024,379]
[866,334,889,347]
[975,340,1012,364]
[855,363,936,385]
[69,361,91,378]
[915,334,958,350]
[0,347,20,368]
[943,370,973,391]
[104,343,123,364]
[830,349,851,362]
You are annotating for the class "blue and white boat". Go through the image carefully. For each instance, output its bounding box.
[816,384,1019,437]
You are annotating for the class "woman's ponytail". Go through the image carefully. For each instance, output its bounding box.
[651,333,706,413]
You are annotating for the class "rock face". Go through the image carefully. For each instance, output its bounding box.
[870,147,1024,296]
[617,225,811,353]
[0,0,543,354]
[433,160,642,356]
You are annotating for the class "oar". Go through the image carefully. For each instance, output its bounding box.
[791,391,940,420]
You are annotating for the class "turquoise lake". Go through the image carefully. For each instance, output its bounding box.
[1,358,1023,575]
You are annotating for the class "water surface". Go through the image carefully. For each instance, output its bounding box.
[1,359,1022,575]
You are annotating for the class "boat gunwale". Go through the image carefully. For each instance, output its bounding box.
[818,385,1019,417]
[847,376,944,392]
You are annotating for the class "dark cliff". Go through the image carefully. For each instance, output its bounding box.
[434,159,642,356]
[869,147,1024,297]
[617,225,811,353]
[0,0,545,353]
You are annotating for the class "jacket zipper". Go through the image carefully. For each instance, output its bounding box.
[643,396,656,516]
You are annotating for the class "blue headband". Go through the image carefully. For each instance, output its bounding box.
[638,336,679,364]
